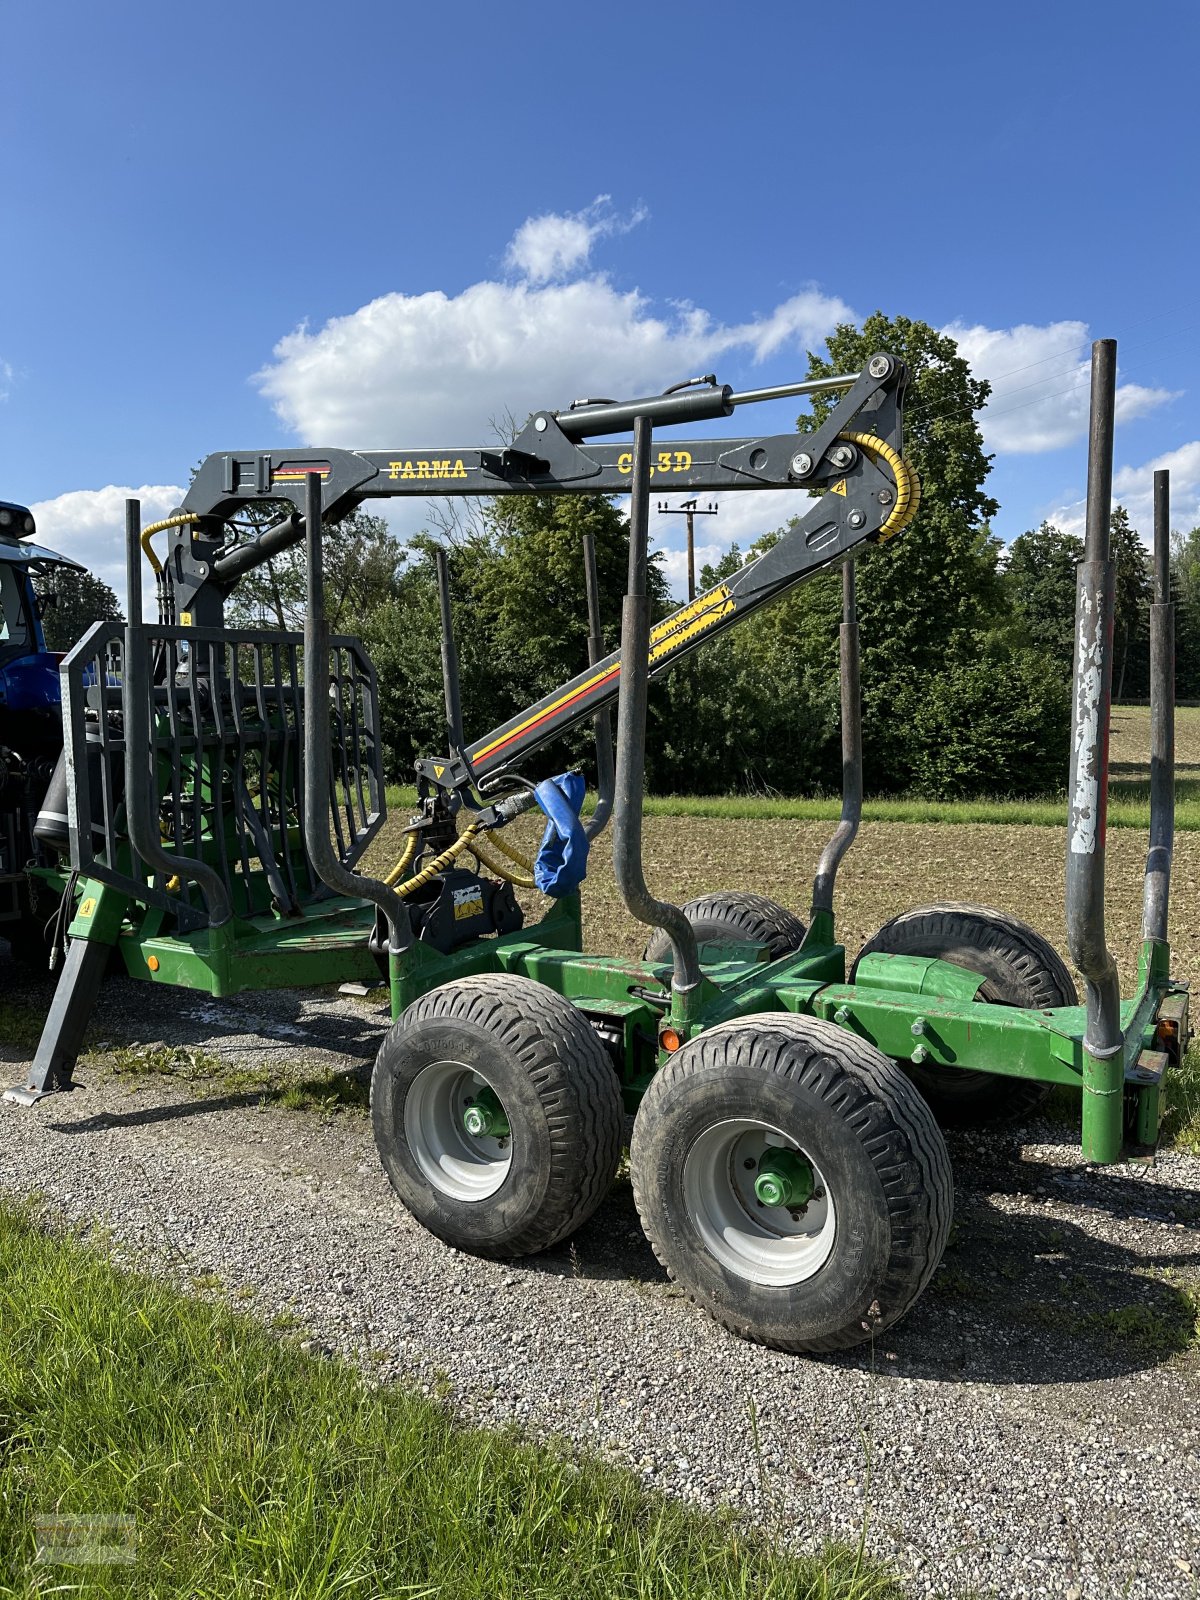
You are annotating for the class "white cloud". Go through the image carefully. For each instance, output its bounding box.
[0,359,13,402]
[255,224,854,457]
[1044,438,1200,546]
[504,196,647,284]
[30,484,186,613]
[645,488,818,598]
[943,320,1178,454]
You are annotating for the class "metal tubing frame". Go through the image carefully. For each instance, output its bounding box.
[1065,341,1124,1162]
[1143,469,1175,946]
[811,561,862,918]
[123,500,233,929]
[582,529,615,842]
[611,415,701,1003]
[302,474,411,955]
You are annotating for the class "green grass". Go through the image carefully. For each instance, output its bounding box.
[0,1202,899,1600]
[385,702,1200,830]
[0,1001,43,1054]
[383,785,1200,831]
[1162,1042,1200,1156]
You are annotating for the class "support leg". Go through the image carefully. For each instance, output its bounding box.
[4,937,110,1104]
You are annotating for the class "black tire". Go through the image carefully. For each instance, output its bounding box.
[630,1013,952,1353]
[851,902,1078,1125]
[370,974,623,1258]
[644,891,806,964]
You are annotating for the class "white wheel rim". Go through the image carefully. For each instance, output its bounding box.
[682,1119,836,1287]
[404,1059,513,1202]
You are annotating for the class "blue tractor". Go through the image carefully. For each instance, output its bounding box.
[0,499,82,955]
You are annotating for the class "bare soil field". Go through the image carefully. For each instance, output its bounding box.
[362,813,1200,986]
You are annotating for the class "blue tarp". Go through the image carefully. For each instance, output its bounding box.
[533,772,589,897]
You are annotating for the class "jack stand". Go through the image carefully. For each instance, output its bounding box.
[3,937,110,1104]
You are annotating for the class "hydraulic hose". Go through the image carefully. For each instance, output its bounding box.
[383,832,418,888]
[474,835,536,889]
[837,433,921,542]
[394,823,483,901]
[140,511,205,575]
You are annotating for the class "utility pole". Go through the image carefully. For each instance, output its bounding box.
[656,497,718,602]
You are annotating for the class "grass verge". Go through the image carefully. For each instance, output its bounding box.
[0,1202,899,1600]
[384,786,1200,831]
[1163,1041,1200,1156]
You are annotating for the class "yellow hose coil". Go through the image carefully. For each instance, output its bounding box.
[394,824,482,900]
[474,836,536,889]
[383,831,418,887]
[140,511,205,575]
[484,829,535,873]
[836,433,922,543]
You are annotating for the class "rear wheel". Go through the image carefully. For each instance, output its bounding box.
[851,902,1078,1124]
[370,974,623,1257]
[644,891,806,964]
[630,1013,952,1353]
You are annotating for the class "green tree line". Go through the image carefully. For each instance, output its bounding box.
[212,312,1189,800]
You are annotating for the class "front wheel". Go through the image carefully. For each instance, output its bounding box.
[630,1013,952,1353]
[370,974,623,1258]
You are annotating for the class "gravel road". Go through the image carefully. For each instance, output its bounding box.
[2,957,1198,1600]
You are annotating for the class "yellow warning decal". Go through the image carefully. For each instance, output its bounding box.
[180,611,193,626]
[830,479,847,497]
[452,885,485,921]
[79,897,96,918]
[433,764,445,778]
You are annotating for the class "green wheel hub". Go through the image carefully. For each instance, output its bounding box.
[753,1147,815,1209]
[462,1086,510,1140]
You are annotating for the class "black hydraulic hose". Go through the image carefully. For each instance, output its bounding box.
[611,416,700,992]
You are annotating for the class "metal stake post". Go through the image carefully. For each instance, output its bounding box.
[1143,469,1175,951]
[1066,340,1124,1163]
[612,415,701,1012]
[582,530,615,842]
[811,560,863,924]
[302,473,410,961]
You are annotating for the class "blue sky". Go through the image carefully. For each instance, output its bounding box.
[3,0,1198,603]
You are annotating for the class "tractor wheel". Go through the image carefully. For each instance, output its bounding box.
[851,903,1078,1125]
[370,974,623,1258]
[629,1013,952,1353]
[643,891,806,964]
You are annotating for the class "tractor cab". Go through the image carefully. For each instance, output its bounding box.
[0,501,83,943]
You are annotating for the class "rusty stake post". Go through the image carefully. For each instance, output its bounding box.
[1065,340,1124,1164]
[1142,469,1175,952]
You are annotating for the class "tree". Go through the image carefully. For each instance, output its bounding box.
[1172,525,1200,699]
[750,313,1020,794]
[1003,521,1083,676]
[224,508,405,633]
[364,493,670,781]
[1108,505,1151,700]
[35,567,123,651]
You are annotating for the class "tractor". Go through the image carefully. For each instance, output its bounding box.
[0,501,82,961]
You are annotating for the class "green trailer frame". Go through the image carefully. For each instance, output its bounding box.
[6,339,1190,1351]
